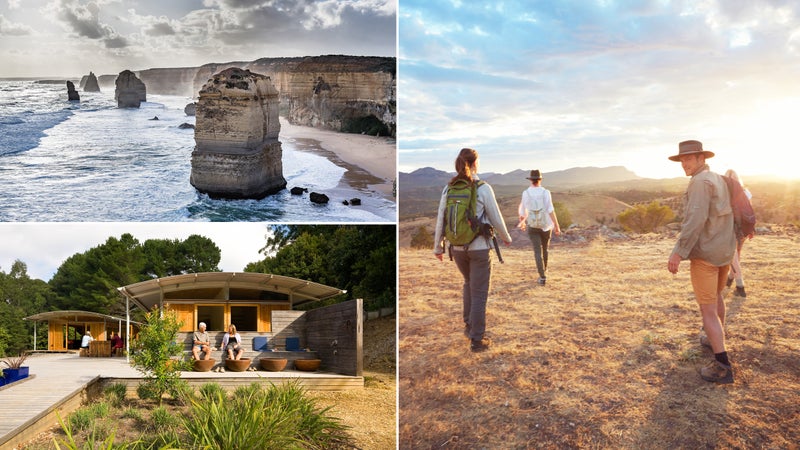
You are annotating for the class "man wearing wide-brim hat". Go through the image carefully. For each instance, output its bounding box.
[667,140,737,384]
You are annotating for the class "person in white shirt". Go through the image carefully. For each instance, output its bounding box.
[518,169,561,285]
[433,148,512,352]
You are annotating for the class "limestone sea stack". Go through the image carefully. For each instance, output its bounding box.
[83,71,100,92]
[66,81,80,101]
[190,67,287,199]
[114,70,146,108]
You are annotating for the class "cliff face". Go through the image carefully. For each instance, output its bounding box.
[138,67,198,97]
[96,55,396,136]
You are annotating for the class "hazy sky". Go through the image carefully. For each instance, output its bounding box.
[398,1,800,179]
[0,222,272,281]
[0,0,396,78]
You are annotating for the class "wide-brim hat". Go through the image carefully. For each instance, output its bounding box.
[526,169,542,180]
[668,140,715,161]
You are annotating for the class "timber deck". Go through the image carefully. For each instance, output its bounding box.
[0,352,362,449]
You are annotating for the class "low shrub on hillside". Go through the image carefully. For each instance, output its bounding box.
[617,201,675,233]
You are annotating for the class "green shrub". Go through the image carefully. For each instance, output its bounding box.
[182,381,352,449]
[553,201,573,229]
[88,401,109,419]
[197,382,226,402]
[617,201,675,233]
[104,383,127,407]
[68,408,95,433]
[121,407,142,421]
[410,225,433,249]
[150,406,180,432]
[130,309,184,405]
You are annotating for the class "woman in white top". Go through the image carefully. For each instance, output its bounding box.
[518,170,561,285]
[220,324,244,360]
[433,148,511,352]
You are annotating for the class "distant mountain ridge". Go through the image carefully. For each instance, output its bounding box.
[400,165,642,189]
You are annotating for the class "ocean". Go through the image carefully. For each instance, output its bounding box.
[0,80,395,222]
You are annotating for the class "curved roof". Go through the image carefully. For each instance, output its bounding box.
[117,272,346,311]
[24,310,134,324]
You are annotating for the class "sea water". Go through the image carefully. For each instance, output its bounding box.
[0,80,395,222]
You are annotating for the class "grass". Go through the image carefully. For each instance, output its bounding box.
[399,232,800,448]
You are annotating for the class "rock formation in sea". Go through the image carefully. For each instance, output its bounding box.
[82,71,100,92]
[190,67,287,199]
[184,103,196,116]
[114,70,147,108]
[66,81,80,101]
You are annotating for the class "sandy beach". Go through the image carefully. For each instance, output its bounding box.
[279,118,397,199]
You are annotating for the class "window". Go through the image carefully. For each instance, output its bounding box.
[230,305,258,331]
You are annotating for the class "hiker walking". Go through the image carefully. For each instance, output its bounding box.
[433,147,512,352]
[518,169,561,285]
[724,169,753,298]
[667,140,737,384]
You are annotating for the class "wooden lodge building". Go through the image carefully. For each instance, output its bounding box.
[26,272,364,377]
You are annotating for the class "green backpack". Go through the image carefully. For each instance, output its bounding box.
[444,179,485,246]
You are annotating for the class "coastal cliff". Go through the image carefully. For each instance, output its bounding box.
[95,55,396,136]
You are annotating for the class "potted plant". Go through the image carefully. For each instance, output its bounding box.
[2,352,30,384]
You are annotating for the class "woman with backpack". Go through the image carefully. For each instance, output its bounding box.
[433,147,512,352]
[724,169,753,298]
[518,169,561,285]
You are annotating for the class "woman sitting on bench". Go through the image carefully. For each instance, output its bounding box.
[220,324,243,360]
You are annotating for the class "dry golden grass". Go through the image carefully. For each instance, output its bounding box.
[399,232,800,449]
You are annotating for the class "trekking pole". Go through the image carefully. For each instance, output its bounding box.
[492,235,504,264]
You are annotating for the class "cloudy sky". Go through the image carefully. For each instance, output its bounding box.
[398,1,800,179]
[0,0,396,78]
[0,222,272,281]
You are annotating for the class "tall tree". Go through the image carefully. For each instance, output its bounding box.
[246,225,396,310]
[0,260,53,355]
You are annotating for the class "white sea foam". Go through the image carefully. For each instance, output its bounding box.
[0,81,395,222]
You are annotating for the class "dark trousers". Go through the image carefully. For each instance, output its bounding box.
[527,228,552,279]
[452,248,491,341]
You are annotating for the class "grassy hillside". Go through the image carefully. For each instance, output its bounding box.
[400,178,800,229]
[399,232,799,448]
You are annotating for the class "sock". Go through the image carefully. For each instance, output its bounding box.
[715,351,730,366]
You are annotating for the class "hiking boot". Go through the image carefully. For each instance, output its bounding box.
[734,286,747,298]
[700,360,734,384]
[470,338,491,352]
[537,277,546,286]
[726,277,733,288]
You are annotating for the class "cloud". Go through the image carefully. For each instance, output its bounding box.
[145,21,176,37]
[0,223,271,282]
[399,0,800,178]
[0,13,32,35]
[46,0,129,47]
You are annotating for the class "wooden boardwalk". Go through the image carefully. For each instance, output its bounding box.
[0,352,362,449]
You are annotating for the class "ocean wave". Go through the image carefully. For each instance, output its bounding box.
[0,109,74,156]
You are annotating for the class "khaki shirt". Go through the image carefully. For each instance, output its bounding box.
[672,165,736,266]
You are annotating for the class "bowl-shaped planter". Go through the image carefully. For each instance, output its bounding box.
[193,359,216,372]
[294,359,321,372]
[260,358,288,372]
[225,358,251,372]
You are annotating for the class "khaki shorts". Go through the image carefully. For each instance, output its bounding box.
[690,259,730,305]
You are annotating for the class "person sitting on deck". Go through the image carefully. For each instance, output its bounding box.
[110,331,124,356]
[192,322,212,361]
[220,324,244,360]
